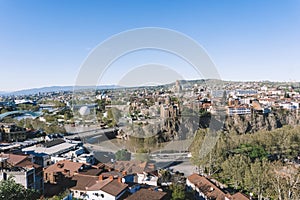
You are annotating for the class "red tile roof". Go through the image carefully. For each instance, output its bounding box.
[101,179,128,196]
[125,188,167,200]
[187,174,250,200]
[0,153,40,169]
[232,192,250,200]
[105,161,148,174]
[0,153,27,165]
[71,175,99,191]
[187,174,226,200]
[44,160,84,176]
[71,176,128,197]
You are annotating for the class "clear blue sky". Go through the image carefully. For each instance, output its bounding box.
[0,0,300,91]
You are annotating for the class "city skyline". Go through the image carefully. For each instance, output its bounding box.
[1,0,300,91]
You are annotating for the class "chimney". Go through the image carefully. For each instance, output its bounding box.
[99,175,103,181]
[118,177,122,183]
[57,163,64,168]
[109,175,114,180]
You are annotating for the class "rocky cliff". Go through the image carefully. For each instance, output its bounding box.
[223,110,300,134]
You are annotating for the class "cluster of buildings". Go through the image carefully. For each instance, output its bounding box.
[221,83,300,116]
[0,149,168,199]
[1,80,300,199]
[0,124,170,200]
[117,81,300,124]
[0,131,253,200]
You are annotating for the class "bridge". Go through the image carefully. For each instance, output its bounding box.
[0,110,43,121]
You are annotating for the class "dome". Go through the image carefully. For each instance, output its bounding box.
[79,106,90,116]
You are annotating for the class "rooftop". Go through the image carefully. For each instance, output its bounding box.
[22,141,77,156]
[71,176,128,197]
[44,160,84,175]
[125,188,167,200]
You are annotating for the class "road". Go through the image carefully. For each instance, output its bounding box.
[64,125,117,139]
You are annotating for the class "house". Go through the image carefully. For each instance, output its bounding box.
[187,173,228,200]
[125,188,168,200]
[105,161,158,186]
[0,123,27,142]
[186,174,250,200]
[0,153,44,192]
[43,160,85,184]
[70,175,128,200]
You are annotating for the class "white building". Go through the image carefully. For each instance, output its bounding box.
[71,176,128,200]
[227,106,251,115]
[136,172,158,186]
[279,102,299,110]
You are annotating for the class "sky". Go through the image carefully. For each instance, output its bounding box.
[0,0,300,91]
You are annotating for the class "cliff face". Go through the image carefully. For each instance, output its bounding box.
[122,110,300,142]
[223,111,300,134]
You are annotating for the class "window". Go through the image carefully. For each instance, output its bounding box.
[94,193,99,197]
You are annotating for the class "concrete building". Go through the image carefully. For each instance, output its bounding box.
[227,106,251,115]
[22,139,78,157]
[0,153,44,192]
[0,123,27,142]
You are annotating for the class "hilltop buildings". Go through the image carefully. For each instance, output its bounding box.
[1,80,300,199]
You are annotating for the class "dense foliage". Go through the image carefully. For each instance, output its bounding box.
[0,177,40,200]
[190,125,300,200]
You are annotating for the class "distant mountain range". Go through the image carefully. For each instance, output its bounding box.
[2,79,298,96]
[0,85,120,96]
[0,91,9,95]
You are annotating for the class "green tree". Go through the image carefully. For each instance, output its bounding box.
[221,154,250,190]
[158,169,172,184]
[64,110,73,121]
[170,183,185,200]
[96,99,106,112]
[244,159,271,200]
[115,149,131,161]
[0,176,40,200]
[233,144,267,161]
[0,108,8,114]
